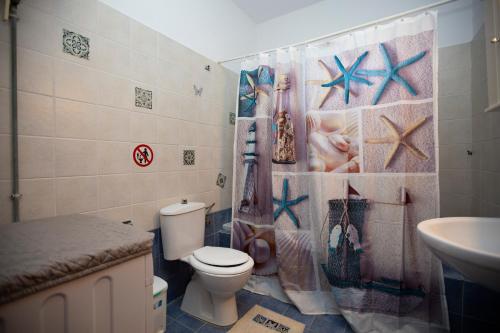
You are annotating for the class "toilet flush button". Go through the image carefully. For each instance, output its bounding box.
[181,199,188,204]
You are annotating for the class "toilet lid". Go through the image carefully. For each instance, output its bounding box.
[193,246,249,267]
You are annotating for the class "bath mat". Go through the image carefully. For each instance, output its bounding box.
[229,305,305,333]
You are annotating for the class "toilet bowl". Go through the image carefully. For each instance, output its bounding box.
[159,202,254,326]
[181,246,254,326]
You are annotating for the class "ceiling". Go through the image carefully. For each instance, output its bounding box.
[232,0,324,23]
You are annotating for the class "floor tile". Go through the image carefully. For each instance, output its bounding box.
[259,296,292,314]
[166,319,194,333]
[176,312,205,331]
[197,323,232,332]
[310,314,347,333]
[167,298,185,319]
[283,306,316,330]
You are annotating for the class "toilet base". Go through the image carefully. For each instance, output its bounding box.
[181,273,238,327]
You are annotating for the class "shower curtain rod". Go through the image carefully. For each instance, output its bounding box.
[218,0,456,64]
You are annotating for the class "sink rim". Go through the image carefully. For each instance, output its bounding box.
[417,217,500,271]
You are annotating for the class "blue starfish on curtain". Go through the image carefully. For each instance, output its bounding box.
[238,66,275,117]
[273,178,309,228]
[356,43,426,105]
[321,51,372,104]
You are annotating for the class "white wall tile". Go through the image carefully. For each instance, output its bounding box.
[0,89,9,134]
[17,5,57,55]
[18,48,53,95]
[99,174,132,209]
[130,51,157,86]
[130,19,156,58]
[19,178,55,220]
[132,201,158,230]
[0,180,12,223]
[97,141,130,175]
[0,43,10,89]
[130,112,157,143]
[56,176,98,214]
[53,0,98,32]
[96,2,129,46]
[98,72,133,110]
[18,92,54,137]
[55,99,98,139]
[157,172,179,199]
[54,60,100,102]
[158,145,179,172]
[94,36,130,77]
[96,106,130,141]
[19,136,54,179]
[55,139,97,176]
[132,173,157,204]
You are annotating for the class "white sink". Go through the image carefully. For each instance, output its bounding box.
[417,217,500,292]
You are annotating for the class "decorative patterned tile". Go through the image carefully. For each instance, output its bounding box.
[62,29,89,59]
[229,112,236,125]
[135,87,152,109]
[216,173,227,188]
[183,150,195,166]
[193,84,203,96]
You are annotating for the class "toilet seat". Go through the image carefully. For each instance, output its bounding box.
[189,247,254,276]
[194,246,249,266]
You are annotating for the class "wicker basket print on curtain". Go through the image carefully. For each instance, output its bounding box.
[231,12,447,333]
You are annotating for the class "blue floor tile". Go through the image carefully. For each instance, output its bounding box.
[283,306,316,330]
[167,298,185,319]
[259,296,292,314]
[176,312,205,331]
[166,319,194,333]
[197,323,232,332]
[463,282,500,323]
[311,314,347,333]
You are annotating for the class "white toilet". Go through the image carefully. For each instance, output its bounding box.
[159,201,254,326]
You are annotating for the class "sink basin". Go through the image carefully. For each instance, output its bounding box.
[417,217,500,292]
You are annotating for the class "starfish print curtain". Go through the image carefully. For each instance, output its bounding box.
[230,12,448,332]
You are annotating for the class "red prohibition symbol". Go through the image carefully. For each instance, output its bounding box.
[133,144,154,167]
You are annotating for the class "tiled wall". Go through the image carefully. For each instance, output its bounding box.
[438,40,476,216]
[0,0,238,229]
[439,26,500,217]
[471,28,500,216]
[152,208,232,301]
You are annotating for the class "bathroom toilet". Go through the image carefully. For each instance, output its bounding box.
[159,201,254,326]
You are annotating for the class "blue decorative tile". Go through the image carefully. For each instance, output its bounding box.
[176,312,205,331]
[62,29,89,59]
[443,263,464,281]
[283,306,315,330]
[218,231,231,248]
[445,278,463,315]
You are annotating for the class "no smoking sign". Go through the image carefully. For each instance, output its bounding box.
[133,144,154,167]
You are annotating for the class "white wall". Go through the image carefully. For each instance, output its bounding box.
[101,0,483,63]
[254,0,484,52]
[99,0,256,63]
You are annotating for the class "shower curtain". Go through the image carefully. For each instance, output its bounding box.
[230,12,449,332]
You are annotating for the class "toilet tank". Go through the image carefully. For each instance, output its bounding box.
[159,201,206,260]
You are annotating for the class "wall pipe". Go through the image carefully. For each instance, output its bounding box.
[217,0,457,64]
[9,0,21,222]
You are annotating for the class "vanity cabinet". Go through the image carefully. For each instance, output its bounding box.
[485,0,500,112]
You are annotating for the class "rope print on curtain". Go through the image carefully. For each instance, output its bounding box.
[231,12,448,332]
